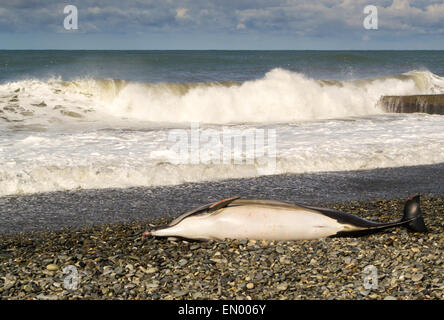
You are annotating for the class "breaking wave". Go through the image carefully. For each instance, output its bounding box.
[1,69,443,127]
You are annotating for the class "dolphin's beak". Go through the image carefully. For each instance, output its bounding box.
[142,230,150,238]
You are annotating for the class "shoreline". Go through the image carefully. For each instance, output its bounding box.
[0,195,443,300]
[1,163,444,235]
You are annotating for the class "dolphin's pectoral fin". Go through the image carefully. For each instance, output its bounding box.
[163,236,207,242]
[209,196,240,212]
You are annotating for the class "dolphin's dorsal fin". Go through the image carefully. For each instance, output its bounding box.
[209,196,240,212]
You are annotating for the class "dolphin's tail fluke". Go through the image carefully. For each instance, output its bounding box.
[401,195,427,233]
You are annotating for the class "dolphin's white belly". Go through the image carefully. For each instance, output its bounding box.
[154,205,346,240]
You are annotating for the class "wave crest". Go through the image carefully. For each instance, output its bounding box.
[1,69,443,126]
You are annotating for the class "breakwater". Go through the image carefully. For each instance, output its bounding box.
[379,94,444,115]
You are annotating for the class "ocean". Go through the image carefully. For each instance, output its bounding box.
[1,50,444,197]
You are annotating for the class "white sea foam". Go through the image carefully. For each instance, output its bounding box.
[1,69,444,196]
[1,114,444,196]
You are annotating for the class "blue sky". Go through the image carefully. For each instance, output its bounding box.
[1,0,444,49]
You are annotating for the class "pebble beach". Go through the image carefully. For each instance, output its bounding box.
[1,195,443,300]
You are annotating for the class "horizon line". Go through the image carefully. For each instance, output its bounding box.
[1,48,443,51]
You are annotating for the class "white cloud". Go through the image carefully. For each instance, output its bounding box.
[389,0,410,10]
[87,7,101,15]
[175,7,189,19]
[0,0,443,40]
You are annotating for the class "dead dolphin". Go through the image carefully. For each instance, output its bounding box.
[143,195,427,241]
